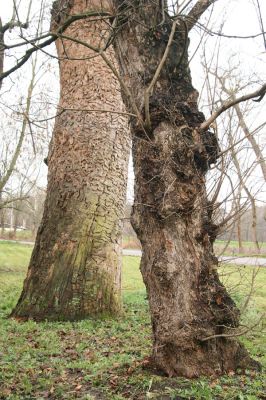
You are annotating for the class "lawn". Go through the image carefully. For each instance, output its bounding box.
[0,229,35,242]
[214,240,266,257]
[0,242,265,399]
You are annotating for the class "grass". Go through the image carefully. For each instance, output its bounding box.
[0,241,32,270]
[214,240,266,257]
[0,242,265,399]
[215,240,266,249]
[0,229,35,242]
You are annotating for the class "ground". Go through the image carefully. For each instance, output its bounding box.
[0,241,265,399]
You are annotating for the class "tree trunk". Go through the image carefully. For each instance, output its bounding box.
[113,1,259,377]
[11,0,130,321]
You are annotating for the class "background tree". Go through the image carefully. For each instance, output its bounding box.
[0,55,48,238]
[0,0,32,90]
[200,46,266,254]
[0,1,54,239]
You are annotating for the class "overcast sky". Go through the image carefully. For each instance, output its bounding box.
[1,0,266,202]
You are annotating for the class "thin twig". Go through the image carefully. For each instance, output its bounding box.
[200,83,266,131]
[201,314,264,341]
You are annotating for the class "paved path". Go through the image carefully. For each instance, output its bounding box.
[123,249,266,266]
[220,255,266,267]
[1,240,265,266]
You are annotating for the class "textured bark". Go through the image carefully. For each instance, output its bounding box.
[11,0,130,321]
[113,1,260,377]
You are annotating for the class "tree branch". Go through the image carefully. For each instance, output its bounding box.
[1,20,29,34]
[58,32,143,124]
[200,83,266,131]
[0,54,37,193]
[0,10,112,84]
[201,314,264,341]
[185,0,217,32]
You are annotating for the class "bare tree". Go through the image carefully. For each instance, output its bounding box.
[0,1,53,233]
[200,49,265,253]
[0,0,33,91]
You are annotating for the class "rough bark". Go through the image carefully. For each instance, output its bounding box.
[11,0,130,321]
[112,1,260,377]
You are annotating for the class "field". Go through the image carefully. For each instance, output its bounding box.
[0,241,265,399]
[0,230,35,242]
[1,230,266,256]
[214,241,266,257]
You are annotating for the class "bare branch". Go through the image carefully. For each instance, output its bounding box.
[254,0,266,50]
[35,106,137,123]
[0,54,37,192]
[196,20,266,40]
[201,314,264,341]
[0,10,112,84]
[58,33,143,125]
[200,83,266,131]
[185,0,216,31]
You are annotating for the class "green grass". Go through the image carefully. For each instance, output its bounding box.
[0,241,33,271]
[215,240,266,249]
[0,244,265,399]
[0,229,35,241]
[122,236,266,256]
[214,240,266,257]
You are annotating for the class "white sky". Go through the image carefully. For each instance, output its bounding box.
[1,0,266,204]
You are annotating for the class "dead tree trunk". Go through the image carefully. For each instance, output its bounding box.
[113,1,259,377]
[11,0,130,321]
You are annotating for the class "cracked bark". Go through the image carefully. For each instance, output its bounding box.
[11,0,130,321]
[113,1,260,377]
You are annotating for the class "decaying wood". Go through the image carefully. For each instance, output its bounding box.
[112,0,260,377]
